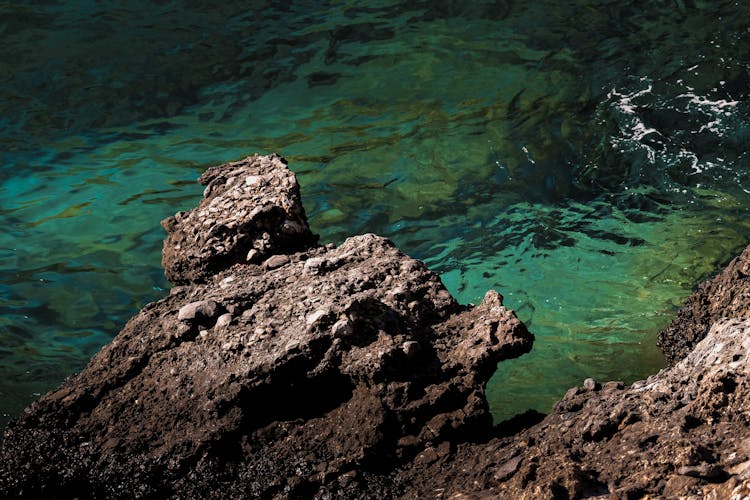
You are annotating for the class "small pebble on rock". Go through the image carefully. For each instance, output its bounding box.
[331,318,353,338]
[403,341,421,358]
[306,309,327,326]
[304,257,325,275]
[264,254,290,269]
[246,249,260,263]
[177,300,219,322]
[215,313,232,328]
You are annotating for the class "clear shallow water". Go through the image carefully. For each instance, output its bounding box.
[2,1,750,430]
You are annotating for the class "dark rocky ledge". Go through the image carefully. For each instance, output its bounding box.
[2,154,750,499]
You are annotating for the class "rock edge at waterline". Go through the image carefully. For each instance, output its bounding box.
[0,154,533,498]
[3,154,750,499]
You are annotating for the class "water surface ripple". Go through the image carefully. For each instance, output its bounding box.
[2,1,750,429]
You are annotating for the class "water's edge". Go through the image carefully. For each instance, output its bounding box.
[4,0,750,431]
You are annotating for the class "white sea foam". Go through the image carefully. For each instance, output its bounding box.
[606,78,738,179]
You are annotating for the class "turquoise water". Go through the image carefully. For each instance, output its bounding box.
[3,1,750,430]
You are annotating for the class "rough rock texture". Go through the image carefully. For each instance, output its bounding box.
[403,317,750,498]
[0,156,532,498]
[161,153,317,284]
[5,153,750,499]
[658,245,750,365]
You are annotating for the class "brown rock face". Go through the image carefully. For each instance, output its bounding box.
[658,245,750,365]
[161,153,317,284]
[404,317,750,498]
[5,153,750,499]
[0,156,533,498]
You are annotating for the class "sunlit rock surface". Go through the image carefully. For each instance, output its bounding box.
[0,156,532,498]
[3,154,750,499]
[161,153,317,284]
[658,245,750,365]
[404,317,750,498]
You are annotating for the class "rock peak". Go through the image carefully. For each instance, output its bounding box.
[6,154,750,498]
[1,154,533,498]
[161,153,317,284]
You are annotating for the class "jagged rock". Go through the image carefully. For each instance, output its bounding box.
[0,156,533,499]
[659,245,750,365]
[6,152,750,499]
[161,153,317,284]
[403,317,750,498]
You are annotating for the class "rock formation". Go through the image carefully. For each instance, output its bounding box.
[658,244,750,365]
[3,153,750,499]
[402,317,750,498]
[0,155,533,498]
[161,154,318,284]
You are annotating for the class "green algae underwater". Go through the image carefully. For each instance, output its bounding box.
[2,1,750,433]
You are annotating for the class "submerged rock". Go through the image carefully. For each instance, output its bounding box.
[0,155,532,498]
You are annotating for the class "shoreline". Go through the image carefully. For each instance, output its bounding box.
[3,154,750,498]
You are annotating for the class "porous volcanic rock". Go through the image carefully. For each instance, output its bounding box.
[402,317,750,498]
[658,245,750,365]
[0,156,533,498]
[161,153,317,284]
[6,153,750,500]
